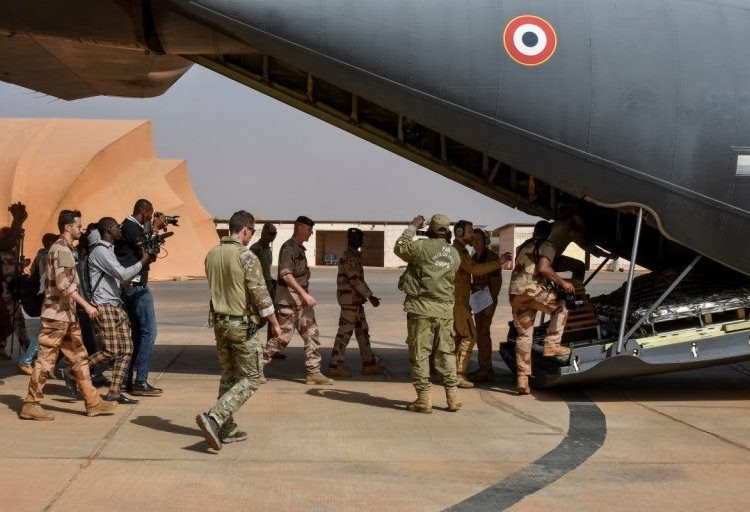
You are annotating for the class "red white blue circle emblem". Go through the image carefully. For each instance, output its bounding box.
[503,15,557,66]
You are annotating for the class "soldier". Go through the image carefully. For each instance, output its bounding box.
[249,222,278,299]
[262,216,333,385]
[451,220,510,389]
[327,228,386,378]
[508,220,575,395]
[467,228,504,383]
[250,222,285,362]
[19,209,118,420]
[394,214,461,413]
[196,210,281,450]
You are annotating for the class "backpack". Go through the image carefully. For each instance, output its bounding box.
[20,251,45,317]
[76,243,105,305]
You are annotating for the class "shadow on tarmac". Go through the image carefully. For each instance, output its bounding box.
[306,388,411,410]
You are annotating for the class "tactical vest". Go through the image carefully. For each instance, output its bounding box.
[509,238,553,295]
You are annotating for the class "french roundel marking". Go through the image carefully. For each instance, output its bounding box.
[503,15,557,66]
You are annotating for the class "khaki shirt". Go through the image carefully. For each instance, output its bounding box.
[41,237,79,322]
[394,226,459,319]
[508,238,557,296]
[336,247,372,306]
[205,236,274,323]
[276,238,310,307]
[452,240,505,309]
[472,248,502,301]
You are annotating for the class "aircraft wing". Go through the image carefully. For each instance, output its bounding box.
[0,34,191,100]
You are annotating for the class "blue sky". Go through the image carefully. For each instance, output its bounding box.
[1,64,536,227]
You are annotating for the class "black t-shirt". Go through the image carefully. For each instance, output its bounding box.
[115,217,149,285]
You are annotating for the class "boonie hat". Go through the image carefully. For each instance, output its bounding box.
[295,215,315,227]
[429,214,451,234]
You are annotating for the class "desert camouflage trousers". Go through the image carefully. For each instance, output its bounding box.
[329,305,375,368]
[453,305,476,376]
[263,304,322,372]
[406,313,458,391]
[24,319,100,407]
[473,301,498,371]
[510,290,568,376]
[209,318,262,436]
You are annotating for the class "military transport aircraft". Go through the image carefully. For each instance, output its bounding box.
[2,0,749,386]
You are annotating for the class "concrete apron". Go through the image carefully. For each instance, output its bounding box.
[0,272,749,511]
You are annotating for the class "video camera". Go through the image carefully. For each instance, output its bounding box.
[139,231,174,257]
[155,212,179,227]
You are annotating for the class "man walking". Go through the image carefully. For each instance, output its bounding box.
[115,199,166,396]
[394,214,461,413]
[327,228,386,378]
[20,210,117,420]
[262,216,333,385]
[87,217,151,404]
[250,222,284,363]
[196,210,281,450]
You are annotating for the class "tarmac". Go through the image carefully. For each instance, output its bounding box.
[1,268,750,511]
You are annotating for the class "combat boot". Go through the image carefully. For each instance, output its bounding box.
[517,375,531,395]
[327,367,353,378]
[542,345,571,358]
[445,387,462,411]
[306,372,334,385]
[406,390,432,414]
[20,402,55,421]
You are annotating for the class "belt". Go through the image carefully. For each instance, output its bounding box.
[214,314,250,322]
[129,282,147,287]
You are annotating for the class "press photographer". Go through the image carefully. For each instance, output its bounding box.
[0,202,29,360]
[114,199,176,396]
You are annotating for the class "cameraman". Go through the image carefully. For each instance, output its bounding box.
[0,202,29,360]
[114,199,166,396]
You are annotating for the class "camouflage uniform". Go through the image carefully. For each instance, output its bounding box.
[24,237,102,409]
[204,236,274,439]
[329,246,377,370]
[471,247,502,372]
[508,238,568,377]
[452,240,505,377]
[263,237,323,372]
[394,225,460,392]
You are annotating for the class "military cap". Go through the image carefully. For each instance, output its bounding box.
[295,215,315,227]
[429,214,451,234]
